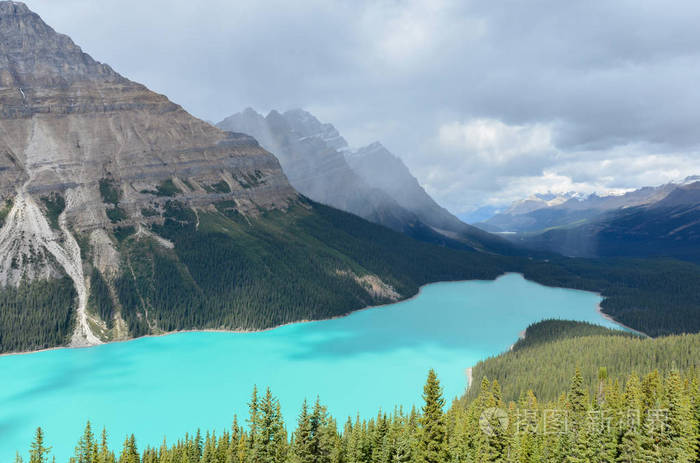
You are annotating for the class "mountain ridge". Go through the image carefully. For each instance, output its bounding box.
[0,3,520,353]
[217,107,515,254]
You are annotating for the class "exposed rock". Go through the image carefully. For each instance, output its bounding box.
[0,1,298,345]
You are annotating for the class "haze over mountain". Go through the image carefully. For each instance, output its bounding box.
[0,2,522,353]
[217,108,419,235]
[218,108,511,253]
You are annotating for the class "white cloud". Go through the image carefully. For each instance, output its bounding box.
[437,119,555,164]
[21,0,700,215]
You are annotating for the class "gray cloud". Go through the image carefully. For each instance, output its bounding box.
[23,0,700,213]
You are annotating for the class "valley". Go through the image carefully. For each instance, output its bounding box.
[0,274,620,462]
[0,2,698,462]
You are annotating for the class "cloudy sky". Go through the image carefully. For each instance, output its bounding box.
[24,0,700,216]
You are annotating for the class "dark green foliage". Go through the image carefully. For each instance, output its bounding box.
[511,319,636,351]
[82,197,700,340]
[74,231,93,261]
[3,197,700,351]
[155,179,181,197]
[210,181,231,193]
[19,366,700,463]
[140,207,159,218]
[40,193,65,230]
[466,322,700,403]
[88,269,114,329]
[114,269,148,337]
[515,256,700,337]
[112,199,503,335]
[521,202,700,263]
[139,179,181,197]
[0,198,12,227]
[100,177,127,224]
[419,370,448,463]
[99,178,121,205]
[113,226,136,242]
[74,422,96,463]
[0,277,76,352]
[106,206,128,224]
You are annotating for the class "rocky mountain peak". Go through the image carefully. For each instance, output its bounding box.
[281,108,348,151]
[0,2,296,345]
[0,1,123,87]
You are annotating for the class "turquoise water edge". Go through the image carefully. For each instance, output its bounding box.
[0,273,621,461]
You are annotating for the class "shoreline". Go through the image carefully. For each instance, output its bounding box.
[0,274,466,358]
[596,303,649,338]
[464,296,649,393]
[0,272,647,358]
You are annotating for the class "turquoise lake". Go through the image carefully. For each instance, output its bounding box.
[0,273,621,461]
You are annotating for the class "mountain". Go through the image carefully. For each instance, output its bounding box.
[0,2,518,353]
[517,181,700,262]
[2,3,699,357]
[479,182,678,233]
[217,108,421,235]
[218,108,514,253]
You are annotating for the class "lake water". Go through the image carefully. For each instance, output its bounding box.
[0,273,620,461]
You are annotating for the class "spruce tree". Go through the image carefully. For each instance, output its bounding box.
[418,369,448,463]
[118,435,139,463]
[29,427,51,463]
[292,399,312,463]
[75,421,97,463]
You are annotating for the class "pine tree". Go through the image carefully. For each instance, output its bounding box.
[656,370,695,462]
[251,387,287,463]
[418,370,448,463]
[292,399,312,463]
[75,421,97,463]
[118,435,139,463]
[97,428,115,463]
[248,386,259,455]
[29,427,51,463]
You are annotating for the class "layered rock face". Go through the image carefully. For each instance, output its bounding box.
[0,2,296,345]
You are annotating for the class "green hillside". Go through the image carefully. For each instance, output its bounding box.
[3,197,700,352]
[465,320,700,403]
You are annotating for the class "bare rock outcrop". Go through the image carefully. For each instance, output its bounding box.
[0,1,298,345]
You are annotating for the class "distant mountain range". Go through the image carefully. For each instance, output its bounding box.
[479,178,700,262]
[218,108,513,254]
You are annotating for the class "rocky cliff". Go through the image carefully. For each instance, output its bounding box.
[0,1,296,347]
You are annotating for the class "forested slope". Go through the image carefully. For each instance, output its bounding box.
[3,195,700,352]
[18,366,700,463]
[465,320,700,403]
